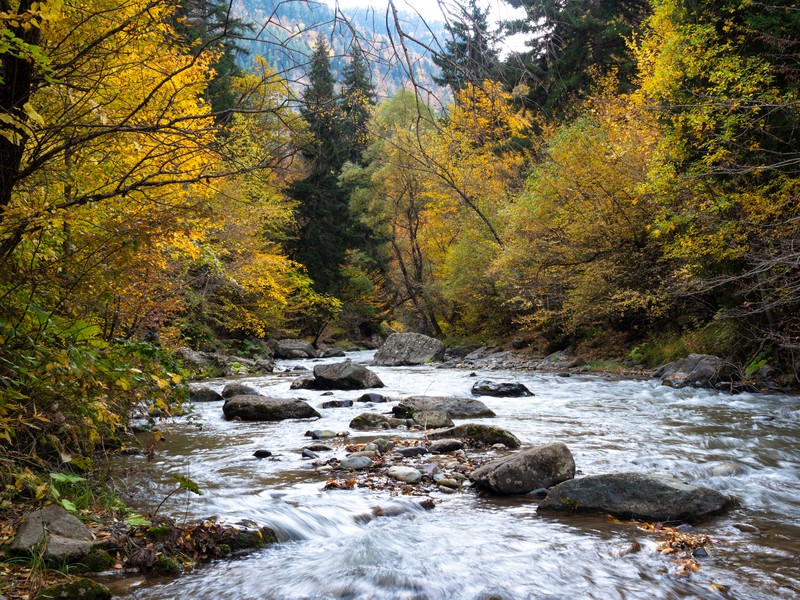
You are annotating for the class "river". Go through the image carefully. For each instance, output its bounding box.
[104,351,800,599]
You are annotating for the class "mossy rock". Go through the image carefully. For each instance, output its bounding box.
[35,578,111,600]
[146,525,173,541]
[75,549,115,573]
[152,554,183,575]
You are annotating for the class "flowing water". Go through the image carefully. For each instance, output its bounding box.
[105,351,800,599]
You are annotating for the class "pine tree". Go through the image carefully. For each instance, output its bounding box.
[503,0,649,117]
[288,36,351,293]
[339,45,376,164]
[433,0,500,92]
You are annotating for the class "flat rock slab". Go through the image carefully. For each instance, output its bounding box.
[537,472,736,523]
[428,424,521,449]
[223,395,320,421]
[471,443,575,495]
[471,380,533,398]
[373,333,445,366]
[393,396,495,419]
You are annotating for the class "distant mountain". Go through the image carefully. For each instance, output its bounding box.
[231,0,448,102]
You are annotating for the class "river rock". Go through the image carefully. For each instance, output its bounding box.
[253,450,272,458]
[35,578,111,600]
[395,446,428,457]
[471,380,533,398]
[428,424,521,449]
[387,466,423,483]
[537,473,736,523]
[302,449,319,459]
[11,505,96,563]
[393,396,495,419]
[274,339,319,359]
[223,395,321,421]
[656,354,734,389]
[188,384,223,402]
[373,333,446,366]
[305,429,345,440]
[222,382,259,398]
[412,410,454,429]
[428,439,464,453]
[321,399,354,409]
[470,443,575,495]
[292,360,385,390]
[349,412,408,430]
[365,438,395,452]
[340,456,373,470]
[356,392,391,403]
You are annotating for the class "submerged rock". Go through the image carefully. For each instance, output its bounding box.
[373,333,446,366]
[321,399,354,409]
[470,443,575,495]
[393,396,495,419]
[356,392,391,403]
[537,472,736,523]
[223,395,320,421]
[428,424,521,449]
[471,380,533,398]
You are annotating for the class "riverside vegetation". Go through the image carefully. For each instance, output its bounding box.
[1,0,799,597]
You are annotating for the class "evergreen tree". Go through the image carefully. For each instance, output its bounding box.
[503,0,649,117]
[433,0,500,92]
[288,36,351,293]
[173,0,252,117]
[339,45,376,164]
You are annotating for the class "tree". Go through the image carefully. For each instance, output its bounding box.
[288,35,352,293]
[503,0,649,117]
[433,0,500,93]
[339,44,375,164]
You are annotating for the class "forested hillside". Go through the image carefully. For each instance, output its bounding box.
[1,0,798,537]
[231,0,447,99]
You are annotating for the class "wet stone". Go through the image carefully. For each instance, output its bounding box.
[387,466,423,484]
[365,438,395,453]
[428,439,463,453]
[305,430,345,440]
[302,449,320,459]
[340,456,373,470]
[321,400,354,409]
[253,450,272,458]
[396,446,428,457]
[305,443,334,452]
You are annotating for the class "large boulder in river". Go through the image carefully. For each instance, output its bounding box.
[393,396,495,419]
[223,395,320,421]
[428,424,521,449]
[292,360,385,390]
[221,382,259,398]
[537,473,735,523]
[274,339,319,359]
[188,383,223,402]
[655,354,734,389]
[470,443,575,495]
[373,333,445,366]
[11,505,96,563]
[471,380,533,397]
